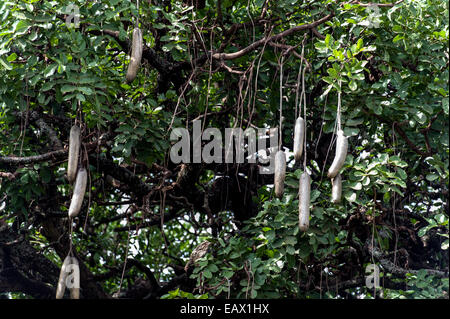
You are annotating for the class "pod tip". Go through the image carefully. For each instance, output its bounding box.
[299,224,309,232]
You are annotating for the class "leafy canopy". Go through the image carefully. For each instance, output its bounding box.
[0,0,448,299]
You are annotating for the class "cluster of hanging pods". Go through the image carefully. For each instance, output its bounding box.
[56,124,85,299]
[55,21,143,298]
[273,115,348,232]
[54,28,348,297]
[273,55,348,232]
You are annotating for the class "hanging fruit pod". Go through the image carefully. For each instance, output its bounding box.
[331,173,342,204]
[293,117,305,161]
[274,150,286,198]
[56,255,72,299]
[69,257,80,299]
[126,27,143,83]
[68,167,87,218]
[67,125,80,184]
[327,130,348,178]
[298,171,311,232]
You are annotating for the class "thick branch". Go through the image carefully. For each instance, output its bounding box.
[367,242,448,278]
[94,258,160,291]
[0,149,67,165]
[113,207,181,232]
[0,226,59,299]
[0,172,15,180]
[144,273,190,299]
[0,132,108,166]
[362,109,432,157]
[88,28,173,76]
[393,122,431,157]
[34,118,63,150]
[90,155,153,198]
[212,13,334,60]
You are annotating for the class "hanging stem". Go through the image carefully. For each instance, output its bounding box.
[294,44,305,119]
[302,67,307,170]
[279,55,284,149]
[337,80,342,132]
[68,220,74,257]
[136,0,140,27]
[118,212,132,295]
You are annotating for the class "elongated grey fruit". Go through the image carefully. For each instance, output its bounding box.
[56,255,71,299]
[327,130,348,178]
[298,172,311,232]
[68,167,87,218]
[69,257,80,299]
[293,117,305,161]
[67,125,80,184]
[274,150,286,198]
[331,173,342,204]
[126,27,143,83]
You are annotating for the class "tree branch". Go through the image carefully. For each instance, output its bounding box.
[367,242,448,279]
[0,226,59,299]
[346,0,404,7]
[0,149,67,165]
[393,122,431,157]
[90,155,153,198]
[212,13,334,60]
[94,258,160,291]
[87,28,174,76]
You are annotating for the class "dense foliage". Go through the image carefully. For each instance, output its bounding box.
[0,0,448,299]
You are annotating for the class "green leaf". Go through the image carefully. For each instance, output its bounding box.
[418,227,428,237]
[43,64,57,78]
[325,34,331,47]
[344,127,359,137]
[286,245,296,255]
[285,236,297,246]
[346,118,364,126]
[348,182,362,190]
[344,191,357,202]
[77,86,93,95]
[76,93,85,102]
[30,75,41,86]
[390,156,408,168]
[426,174,439,182]
[391,179,406,188]
[14,20,31,34]
[356,38,363,51]
[327,68,338,78]
[223,270,234,279]
[0,57,12,70]
[442,98,449,115]
[61,84,77,94]
[208,264,219,273]
[41,81,54,91]
[383,191,391,203]
[396,168,407,180]
[310,189,321,202]
[7,52,17,62]
[393,35,403,43]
